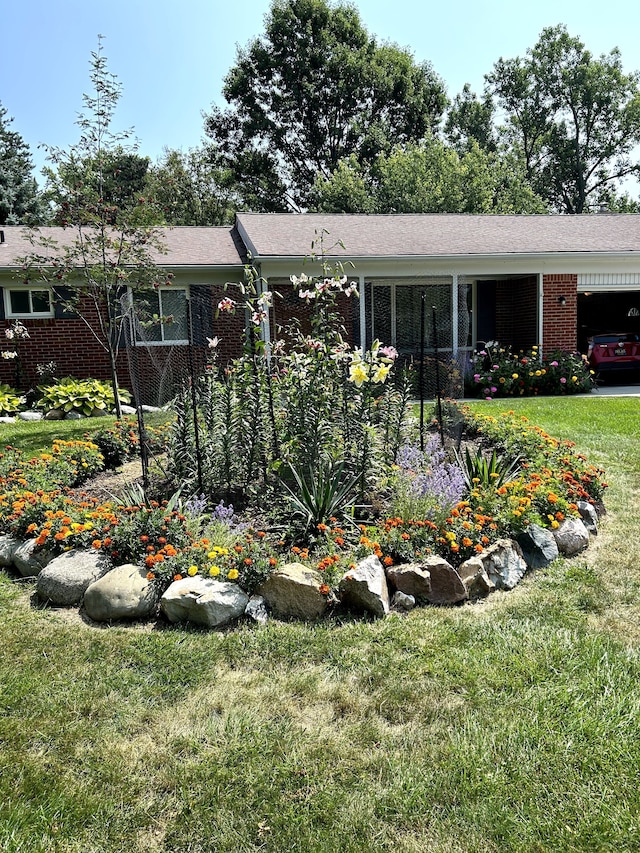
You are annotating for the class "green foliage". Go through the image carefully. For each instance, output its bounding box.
[487,24,640,213]
[0,382,23,415]
[455,445,522,489]
[0,101,47,226]
[35,377,131,417]
[465,343,594,398]
[205,0,446,211]
[312,137,547,214]
[279,459,359,535]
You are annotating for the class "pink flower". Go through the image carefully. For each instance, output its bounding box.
[379,345,398,360]
[550,360,559,367]
[217,297,236,313]
[560,377,567,384]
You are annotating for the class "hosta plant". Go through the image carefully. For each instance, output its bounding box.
[36,377,131,416]
[0,383,24,416]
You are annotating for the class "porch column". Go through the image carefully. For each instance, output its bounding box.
[452,273,459,355]
[359,274,366,350]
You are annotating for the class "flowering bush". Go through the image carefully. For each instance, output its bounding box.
[390,437,467,524]
[465,344,594,399]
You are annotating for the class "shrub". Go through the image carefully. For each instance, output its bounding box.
[465,344,594,398]
[0,383,24,416]
[36,377,132,416]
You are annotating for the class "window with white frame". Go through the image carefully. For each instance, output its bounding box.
[4,287,54,318]
[131,287,189,345]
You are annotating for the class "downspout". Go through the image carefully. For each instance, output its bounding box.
[359,274,366,350]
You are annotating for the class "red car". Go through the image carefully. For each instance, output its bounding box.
[587,332,640,374]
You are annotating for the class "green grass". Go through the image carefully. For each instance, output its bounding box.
[0,415,117,456]
[2,396,640,852]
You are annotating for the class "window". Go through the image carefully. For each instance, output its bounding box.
[4,287,53,318]
[132,287,189,345]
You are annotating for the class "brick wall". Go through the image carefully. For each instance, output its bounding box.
[542,274,578,353]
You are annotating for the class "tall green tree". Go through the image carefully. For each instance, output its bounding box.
[311,137,547,214]
[18,39,168,416]
[45,147,151,225]
[487,25,640,213]
[0,102,47,225]
[204,0,447,212]
[145,147,237,225]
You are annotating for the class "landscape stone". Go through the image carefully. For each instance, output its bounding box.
[43,408,64,420]
[470,539,527,591]
[577,500,598,535]
[118,405,137,415]
[36,549,110,605]
[65,411,84,420]
[386,564,431,598]
[516,524,559,569]
[13,538,55,577]
[421,555,468,605]
[84,563,160,621]
[0,534,22,568]
[391,590,416,611]
[18,410,43,421]
[160,576,248,627]
[338,555,390,617]
[258,562,328,620]
[457,555,496,598]
[0,416,16,423]
[245,594,269,625]
[553,518,590,556]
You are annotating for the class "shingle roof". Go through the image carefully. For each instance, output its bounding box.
[235,212,640,258]
[0,225,244,267]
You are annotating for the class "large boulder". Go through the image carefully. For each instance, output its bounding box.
[422,555,468,605]
[36,549,110,605]
[84,563,160,622]
[160,577,248,628]
[258,563,328,620]
[12,539,55,577]
[553,518,590,557]
[386,564,431,598]
[516,524,559,569]
[338,555,390,617]
[0,535,22,568]
[478,539,528,590]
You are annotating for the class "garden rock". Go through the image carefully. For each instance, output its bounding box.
[36,549,110,605]
[391,590,416,611]
[65,411,84,420]
[18,410,43,421]
[258,563,328,620]
[421,556,468,605]
[0,416,16,423]
[90,409,108,418]
[577,500,598,535]
[13,539,54,577]
[141,405,161,413]
[0,534,21,568]
[338,555,390,617]
[386,564,431,598]
[457,556,496,598]
[119,405,136,415]
[83,563,160,622]
[516,524,559,569]
[160,577,248,628]
[471,539,527,591]
[553,518,590,557]
[245,594,269,625]
[44,408,64,420]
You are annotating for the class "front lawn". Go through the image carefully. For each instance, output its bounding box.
[1,396,639,852]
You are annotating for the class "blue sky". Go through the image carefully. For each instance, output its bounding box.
[3,0,640,179]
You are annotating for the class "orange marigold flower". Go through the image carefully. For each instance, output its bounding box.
[319,583,330,595]
[146,571,155,580]
[140,535,149,542]
[462,537,473,548]
[173,574,183,582]
[334,536,345,546]
[548,493,559,504]
[268,557,278,567]
[243,557,253,565]
[317,523,328,532]
[257,530,266,538]
[383,555,393,566]
[92,540,102,549]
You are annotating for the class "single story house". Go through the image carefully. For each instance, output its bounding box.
[2,213,640,400]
